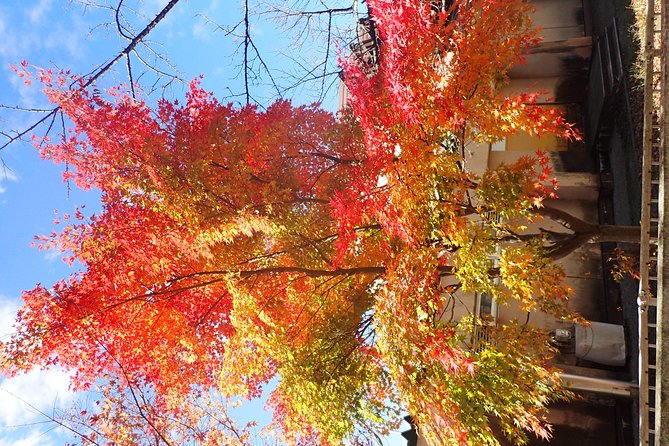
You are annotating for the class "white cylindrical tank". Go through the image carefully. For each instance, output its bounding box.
[575,321,626,366]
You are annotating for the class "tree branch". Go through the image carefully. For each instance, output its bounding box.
[0,0,182,151]
[532,205,595,234]
[244,0,250,105]
[0,388,101,446]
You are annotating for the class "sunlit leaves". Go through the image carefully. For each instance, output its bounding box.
[0,1,589,445]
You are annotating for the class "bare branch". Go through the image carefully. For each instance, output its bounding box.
[0,105,53,112]
[126,54,136,98]
[82,0,182,90]
[247,35,283,99]
[132,49,185,93]
[244,0,250,105]
[0,0,182,152]
[0,388,101,446]
[0,111,59,151]
[262,5,354,18]
[115,0,133,40]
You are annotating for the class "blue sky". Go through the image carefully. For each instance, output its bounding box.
[0,1,407,444]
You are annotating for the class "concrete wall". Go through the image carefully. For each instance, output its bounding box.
[458,0,607,355]
[530,0,586,42]
[494,197,606,330]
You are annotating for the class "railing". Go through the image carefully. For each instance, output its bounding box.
[471,322,494,353]
[586,20,624,152]
[350,18,380,74]
[638,0,665,444]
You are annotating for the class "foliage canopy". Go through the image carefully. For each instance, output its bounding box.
[2,1,587,445]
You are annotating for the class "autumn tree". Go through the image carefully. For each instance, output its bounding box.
[0,0,359,154]
[0,1,637,445]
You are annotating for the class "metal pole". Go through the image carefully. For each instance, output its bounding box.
[559,373,637,398]
[656,0,668,441]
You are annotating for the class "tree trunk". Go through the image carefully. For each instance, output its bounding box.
[596,225,642,244]
[548,224,641,261]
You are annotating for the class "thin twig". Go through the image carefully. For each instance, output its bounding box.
[244,0,250,105]
[0,388,101,446]
[0,0,182,151]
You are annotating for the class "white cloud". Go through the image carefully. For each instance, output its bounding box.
[0,169,18,195]
[43,249,62,262]
[212,66,227,77]
[43,21,86,60]
[0,3,85,62]
[0,430,57,446]
[0,369,73,427]
[27,0,53,25]
[0,296,75,430]
[6,73,41,109]
[250,24,263,36]
[192,18,212,41]
[207,0,221,12]
[0,295,20,338]
[0,10,18,59]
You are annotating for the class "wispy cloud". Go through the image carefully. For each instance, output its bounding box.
[0,9,18,59]
[27,0,53,25]
[0,370,73,427]
[0,296,75,441]
[43,249,62,262]
[43,21,86,60]
[0,295,20,338]
[192,17,212,41]
[207,0,221,12]
[0,169,18,195]
[0,2,86,63]
[0,430,57,446]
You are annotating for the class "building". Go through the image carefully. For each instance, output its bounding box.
[339,1,649,444]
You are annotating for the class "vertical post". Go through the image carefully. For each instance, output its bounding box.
[656,0,668,441]
[639,0,658,443]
